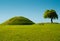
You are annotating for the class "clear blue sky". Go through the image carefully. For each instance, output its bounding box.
[0,0,60,23]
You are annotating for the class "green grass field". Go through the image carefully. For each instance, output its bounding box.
[0,24,60,41]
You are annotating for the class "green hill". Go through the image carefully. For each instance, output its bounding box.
[2,16,35,25]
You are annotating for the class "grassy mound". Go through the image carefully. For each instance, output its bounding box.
[2,16,35,25]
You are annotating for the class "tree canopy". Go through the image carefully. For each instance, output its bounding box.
[44,9,58,23]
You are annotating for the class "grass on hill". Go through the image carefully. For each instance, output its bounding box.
[2,16,35,25]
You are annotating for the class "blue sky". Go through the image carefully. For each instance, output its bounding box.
[0,0,60,23]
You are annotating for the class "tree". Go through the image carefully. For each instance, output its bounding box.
[43,9,58,23]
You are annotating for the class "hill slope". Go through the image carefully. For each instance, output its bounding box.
[2,16,35,25]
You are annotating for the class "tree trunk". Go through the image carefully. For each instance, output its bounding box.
[51,18,53,23]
